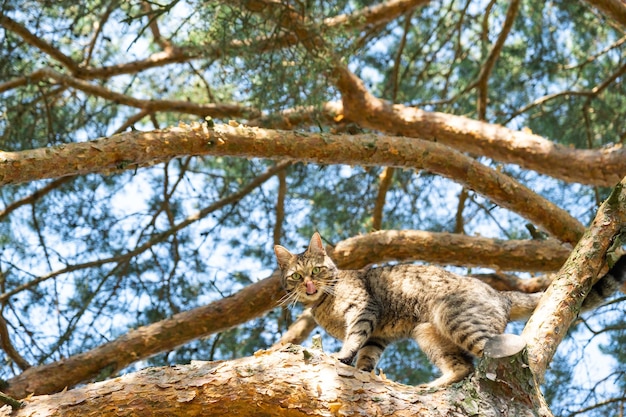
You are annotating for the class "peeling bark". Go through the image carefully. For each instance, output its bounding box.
[3,345,549,417]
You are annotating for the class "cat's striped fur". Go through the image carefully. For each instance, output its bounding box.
[274,233,626,387]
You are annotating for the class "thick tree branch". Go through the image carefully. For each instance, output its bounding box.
[333,69,626,187]
[330,230,571,272]
[0,124,585,243]
[7,346,546,417]
[522,176,626,381]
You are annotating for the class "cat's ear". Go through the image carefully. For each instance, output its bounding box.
[307,232,326,256]
[274,245,295,269]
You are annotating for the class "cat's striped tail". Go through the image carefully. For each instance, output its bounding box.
[505,255,626,320]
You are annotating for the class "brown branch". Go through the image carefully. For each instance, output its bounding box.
[274,169,288,246]
[0,177,72,222]
[0,14,80,74]
[4,270,284,399]
[142,1,174,51]
[582,0,626,28]
[372,167,395,231]
[0,313,31,371]
[470,272,553,293]
[561,34,626,70]
[0,123,585,243]
[475,0,520,120]
[275,309,317,346]
[83,2,117,66]
[112,109,152,134]
[9,346,546,417]
[507,61,626,122]
[332,68,626,187]
[454,187,469,234]
[324,0,429,29]
[30,68,255,119]
[330,230,571,272]
[522,176,626,381]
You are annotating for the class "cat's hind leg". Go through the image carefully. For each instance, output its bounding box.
[412,323,474,388]
[433,292,509,358]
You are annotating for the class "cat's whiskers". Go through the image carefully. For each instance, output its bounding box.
[278,290,300,308]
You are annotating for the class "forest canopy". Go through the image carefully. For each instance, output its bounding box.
[0,0,625,416]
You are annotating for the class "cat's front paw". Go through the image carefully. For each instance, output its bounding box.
[331,352,355,366]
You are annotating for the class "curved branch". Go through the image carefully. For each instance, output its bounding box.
[333,69,626,187]
[475,0,520,119]
[330,230,571,272]
[0,14,79,73]
[0,123,585,243]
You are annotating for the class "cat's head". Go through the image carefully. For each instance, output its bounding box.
[274,232,338,306]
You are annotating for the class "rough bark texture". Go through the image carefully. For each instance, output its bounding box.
[2,345,549,417]
[522,176,626,380]
[0,123,586,243]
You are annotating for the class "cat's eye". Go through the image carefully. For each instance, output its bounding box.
[290,272,302,281]
[311,267,321,275]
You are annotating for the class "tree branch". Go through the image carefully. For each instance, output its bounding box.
[0,123,585,243]
[332,69,626,187]
[330,230,571,272]
[475,0,520,120]
[522,176,626,381]
[0,14,79,74]
[0,68,255,119]
[372,167,394,230]
[8,346,546,417]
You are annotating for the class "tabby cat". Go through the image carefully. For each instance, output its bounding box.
[274,233,626,387]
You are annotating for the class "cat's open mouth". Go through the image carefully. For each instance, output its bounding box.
[305,281,318,295]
